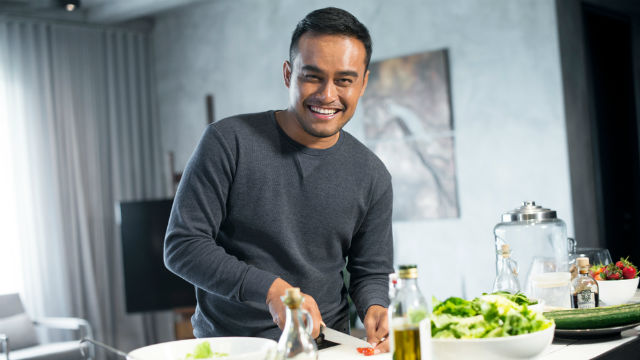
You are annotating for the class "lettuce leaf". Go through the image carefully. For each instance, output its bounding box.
[185,342,228,359]
[431,292,553,339]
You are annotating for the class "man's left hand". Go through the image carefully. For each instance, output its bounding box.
[363,305,389,354]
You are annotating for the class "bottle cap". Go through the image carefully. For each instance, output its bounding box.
[501,244,511,257]
[283,287,303,308]
[398,264,418,279]
[577,257,590,268]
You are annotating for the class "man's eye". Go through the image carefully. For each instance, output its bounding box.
[337,78,353,86]
[304,74,321,81]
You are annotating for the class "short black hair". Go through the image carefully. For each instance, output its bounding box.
[289,7,372,71]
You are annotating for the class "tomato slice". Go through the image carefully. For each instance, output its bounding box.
[356,347,375,356]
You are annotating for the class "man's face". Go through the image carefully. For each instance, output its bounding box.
[284,33,369,140]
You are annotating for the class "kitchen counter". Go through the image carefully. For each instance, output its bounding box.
[320,290,640,360]
[319,326,640,359]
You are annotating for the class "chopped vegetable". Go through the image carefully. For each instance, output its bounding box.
[431,292,553,339]
[357,347,375,356]
[185,342,228,359]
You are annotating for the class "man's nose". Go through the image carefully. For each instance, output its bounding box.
[317,81,338,102]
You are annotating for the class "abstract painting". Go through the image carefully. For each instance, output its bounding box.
[359,49,459,220]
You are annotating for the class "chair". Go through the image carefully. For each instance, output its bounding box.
[0,293,93,360]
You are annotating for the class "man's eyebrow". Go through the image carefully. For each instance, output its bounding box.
[336,70,359,78]
[300,65,359,78]
[301,65,323,73]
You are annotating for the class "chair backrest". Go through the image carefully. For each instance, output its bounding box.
[0,293,25,318]
[0,293,40,350]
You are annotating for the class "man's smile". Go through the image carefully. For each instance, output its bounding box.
[308,105,342,118]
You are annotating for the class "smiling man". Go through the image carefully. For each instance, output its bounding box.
[164,7,393,354]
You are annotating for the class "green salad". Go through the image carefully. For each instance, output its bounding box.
[185,342,228,359]
[431,292,553,339]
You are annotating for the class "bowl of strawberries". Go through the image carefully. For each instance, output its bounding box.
[591,257,639,306]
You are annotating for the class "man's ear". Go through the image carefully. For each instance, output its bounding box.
[359,69,370,97]
[283,61,292,88]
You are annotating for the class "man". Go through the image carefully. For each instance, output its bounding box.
[164,7,393,354]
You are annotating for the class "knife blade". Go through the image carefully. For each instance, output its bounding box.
[319,325,372,348]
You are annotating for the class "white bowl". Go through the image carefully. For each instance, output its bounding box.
[127,337,277,360]
[431,324,555,360]
[597,277,640,306]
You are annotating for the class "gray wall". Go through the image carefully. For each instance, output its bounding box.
[152,0,574,299]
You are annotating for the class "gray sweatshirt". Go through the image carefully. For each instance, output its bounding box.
[164,111,393,340]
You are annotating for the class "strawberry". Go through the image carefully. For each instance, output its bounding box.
[589,265,605,278]
[607,272,621,280]
[612,257,638,279]
[622,266,637,279]
[602,263,623,280]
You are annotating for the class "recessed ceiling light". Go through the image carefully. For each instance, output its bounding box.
[61,0,80,12]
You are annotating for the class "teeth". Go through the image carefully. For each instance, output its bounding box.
[310,106,337,115]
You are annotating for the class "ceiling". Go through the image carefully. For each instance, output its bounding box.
[3,0,639,26]
[0,0,205,23]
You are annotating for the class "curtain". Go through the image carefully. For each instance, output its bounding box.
[0,16,173,353]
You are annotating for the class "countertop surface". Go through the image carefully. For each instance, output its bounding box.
[319,290,640,360]
[319,326,640,360]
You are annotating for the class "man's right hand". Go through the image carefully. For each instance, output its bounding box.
[266,277,323,338]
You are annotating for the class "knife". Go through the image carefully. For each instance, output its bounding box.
[318,325,372,348]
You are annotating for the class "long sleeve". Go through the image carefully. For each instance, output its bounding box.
[347,173,394,320]
[163,111,394,339]
[164,125,278,304]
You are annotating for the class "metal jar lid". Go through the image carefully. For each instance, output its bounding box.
[501,201,557,222]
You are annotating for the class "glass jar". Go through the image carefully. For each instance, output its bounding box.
[494,201,575,299]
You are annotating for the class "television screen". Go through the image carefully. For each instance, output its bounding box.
[119,198,196,313]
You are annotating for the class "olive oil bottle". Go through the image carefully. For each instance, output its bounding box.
[388,265,431,360]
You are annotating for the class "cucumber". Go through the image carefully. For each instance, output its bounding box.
[544,303,640,329]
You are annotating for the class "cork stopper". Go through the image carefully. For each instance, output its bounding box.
[283,287,303,308]
[501,244,511,258]
[398,265,418,279]
[577,257,590,268]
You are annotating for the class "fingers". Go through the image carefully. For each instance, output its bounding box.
[373,337,389,354]
[364,305,390,353]
[267,295,286,330]
[301,292,323,338]
[266,278,292,330]
[265,280,324,337]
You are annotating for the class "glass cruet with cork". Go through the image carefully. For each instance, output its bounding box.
[492,244,521,293]
[571,257,599,308]
[276,287,318,360]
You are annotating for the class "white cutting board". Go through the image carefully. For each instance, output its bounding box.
[318,344,391,360]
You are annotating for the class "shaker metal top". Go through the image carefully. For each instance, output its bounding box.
[501,201,557,222]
